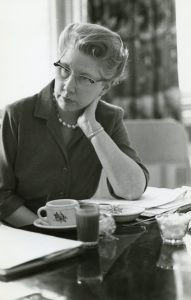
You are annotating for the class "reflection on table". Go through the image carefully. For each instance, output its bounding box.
[1,220,191,300]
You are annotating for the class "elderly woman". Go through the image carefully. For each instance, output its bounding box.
[0,23,149,227]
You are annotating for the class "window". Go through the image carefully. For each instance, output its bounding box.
[175,0,191,122]
[0,0,57,109]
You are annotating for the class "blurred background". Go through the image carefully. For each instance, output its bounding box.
[0,0,191,188]
[0,0,190,121]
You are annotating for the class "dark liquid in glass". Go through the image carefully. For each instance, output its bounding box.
[76,210,99,244]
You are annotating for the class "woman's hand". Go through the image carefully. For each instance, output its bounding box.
[77,98,101,137]
[5,205,37,228]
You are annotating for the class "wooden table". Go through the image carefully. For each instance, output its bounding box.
[0,221,189,300]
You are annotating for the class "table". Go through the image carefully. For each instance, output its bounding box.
[0,220,189,300]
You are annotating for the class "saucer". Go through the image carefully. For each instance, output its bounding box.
[112,205,145,223]
[33,218,77,231]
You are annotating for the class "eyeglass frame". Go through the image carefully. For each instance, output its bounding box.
[53,60,111,88]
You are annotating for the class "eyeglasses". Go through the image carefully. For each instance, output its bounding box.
[54,60,110,89]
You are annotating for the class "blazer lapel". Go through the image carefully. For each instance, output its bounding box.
[33,80,69,161]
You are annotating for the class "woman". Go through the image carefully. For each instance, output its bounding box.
[0,23,149,227]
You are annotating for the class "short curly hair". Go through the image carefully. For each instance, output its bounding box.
[58,22,128,85]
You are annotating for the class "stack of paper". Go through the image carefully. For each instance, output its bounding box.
[138,187,191,217]
[89,186,191,217]
[141,186,190,216]
[0,224,82,277]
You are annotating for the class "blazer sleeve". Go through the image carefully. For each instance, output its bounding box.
[0,107,24,220]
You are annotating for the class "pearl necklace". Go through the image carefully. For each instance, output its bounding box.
[52,94,78,129]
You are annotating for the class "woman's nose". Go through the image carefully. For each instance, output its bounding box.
[63,73,76,93]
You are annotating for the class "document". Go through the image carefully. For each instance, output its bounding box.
[0,224,82,277]
[89,186,191,217]
[142,186,191,217]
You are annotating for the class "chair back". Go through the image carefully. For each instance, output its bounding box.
[124,119,190,188]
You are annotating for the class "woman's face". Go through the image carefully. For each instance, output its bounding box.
[54,47,107,113]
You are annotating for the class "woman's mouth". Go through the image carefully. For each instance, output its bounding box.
[59,95,76,104]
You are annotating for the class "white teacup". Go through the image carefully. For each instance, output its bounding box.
[37,199,79,226]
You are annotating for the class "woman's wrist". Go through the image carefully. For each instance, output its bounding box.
[87,126,104,140]
[79,119,102,137]
[84,121,103,140]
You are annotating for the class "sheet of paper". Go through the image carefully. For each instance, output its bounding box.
[142,186,191,216]
[0,224,82,270]
[89,186,187,209]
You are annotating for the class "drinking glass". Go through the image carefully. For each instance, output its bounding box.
[75,203,99,247]
[156,212,190,245]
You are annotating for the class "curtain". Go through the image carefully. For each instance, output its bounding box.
[55,0,87,41]
[88,0,181,120]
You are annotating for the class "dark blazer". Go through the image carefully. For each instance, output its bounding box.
[0,81,149,219]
